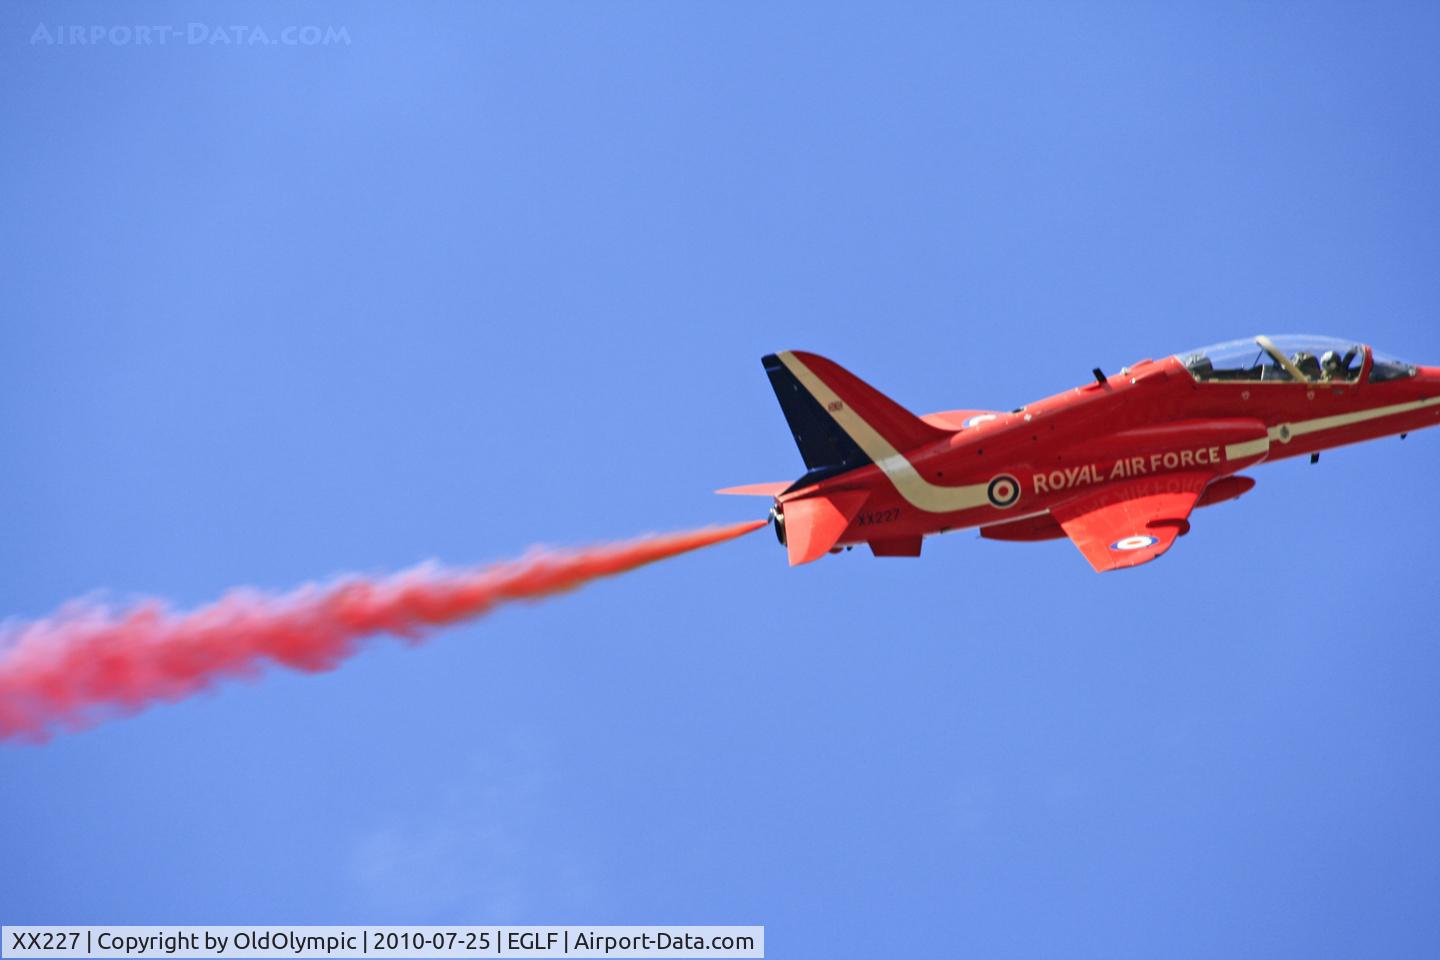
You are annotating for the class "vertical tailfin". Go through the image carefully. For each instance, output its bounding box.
[762,351,950,488]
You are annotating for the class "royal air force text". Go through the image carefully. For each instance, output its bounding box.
[1032,446,1225,494]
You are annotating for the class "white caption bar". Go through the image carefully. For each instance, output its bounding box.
[1,927,764,959]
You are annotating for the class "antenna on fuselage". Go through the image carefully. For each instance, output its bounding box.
[1092,367,1107,385]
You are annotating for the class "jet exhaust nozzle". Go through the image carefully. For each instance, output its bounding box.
[770,505,787,546]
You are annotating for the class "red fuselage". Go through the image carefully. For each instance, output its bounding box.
[776,350,1440,550]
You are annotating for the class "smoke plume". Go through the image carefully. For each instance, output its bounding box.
[0,519,766,742]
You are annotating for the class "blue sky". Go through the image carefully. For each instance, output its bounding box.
[3,1,1440,956]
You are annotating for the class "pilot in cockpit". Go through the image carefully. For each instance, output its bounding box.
[1321,349,1355,381]
[1291,351,1323,381]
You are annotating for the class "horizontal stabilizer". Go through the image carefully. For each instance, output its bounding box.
[715,481,790,497]
[920,409,1004,431]
[783,490,869,566]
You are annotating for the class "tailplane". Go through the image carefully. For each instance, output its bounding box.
[779,490,869,565]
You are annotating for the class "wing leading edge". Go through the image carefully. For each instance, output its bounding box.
[1050,472,1215,572]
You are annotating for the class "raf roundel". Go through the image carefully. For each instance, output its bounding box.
[1110,535,1160,552]
[986,474,1021,509]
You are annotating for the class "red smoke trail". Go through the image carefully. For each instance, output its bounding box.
[0,519,767,742]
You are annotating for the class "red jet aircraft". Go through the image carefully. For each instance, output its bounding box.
[723,335,1438,571]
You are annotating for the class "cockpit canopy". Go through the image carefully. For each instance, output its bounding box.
[1179,335,1416,384]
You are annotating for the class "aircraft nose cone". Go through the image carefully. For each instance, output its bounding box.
[1419,367,1440,420]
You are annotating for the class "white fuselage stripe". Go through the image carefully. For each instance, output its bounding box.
[778,352,990,513]
[1226,395,1440,460]
[1225,438,1270,461]
[1272,395,1440,440]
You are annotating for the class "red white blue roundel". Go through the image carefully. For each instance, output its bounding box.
[987,474,1021,509]
[1111,535,1159,552]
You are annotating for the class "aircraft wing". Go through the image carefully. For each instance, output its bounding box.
[1050,472,1213,572]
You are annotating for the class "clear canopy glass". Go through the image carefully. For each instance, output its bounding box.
[1178,335,1366,383]
[1370,347,1419,383]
